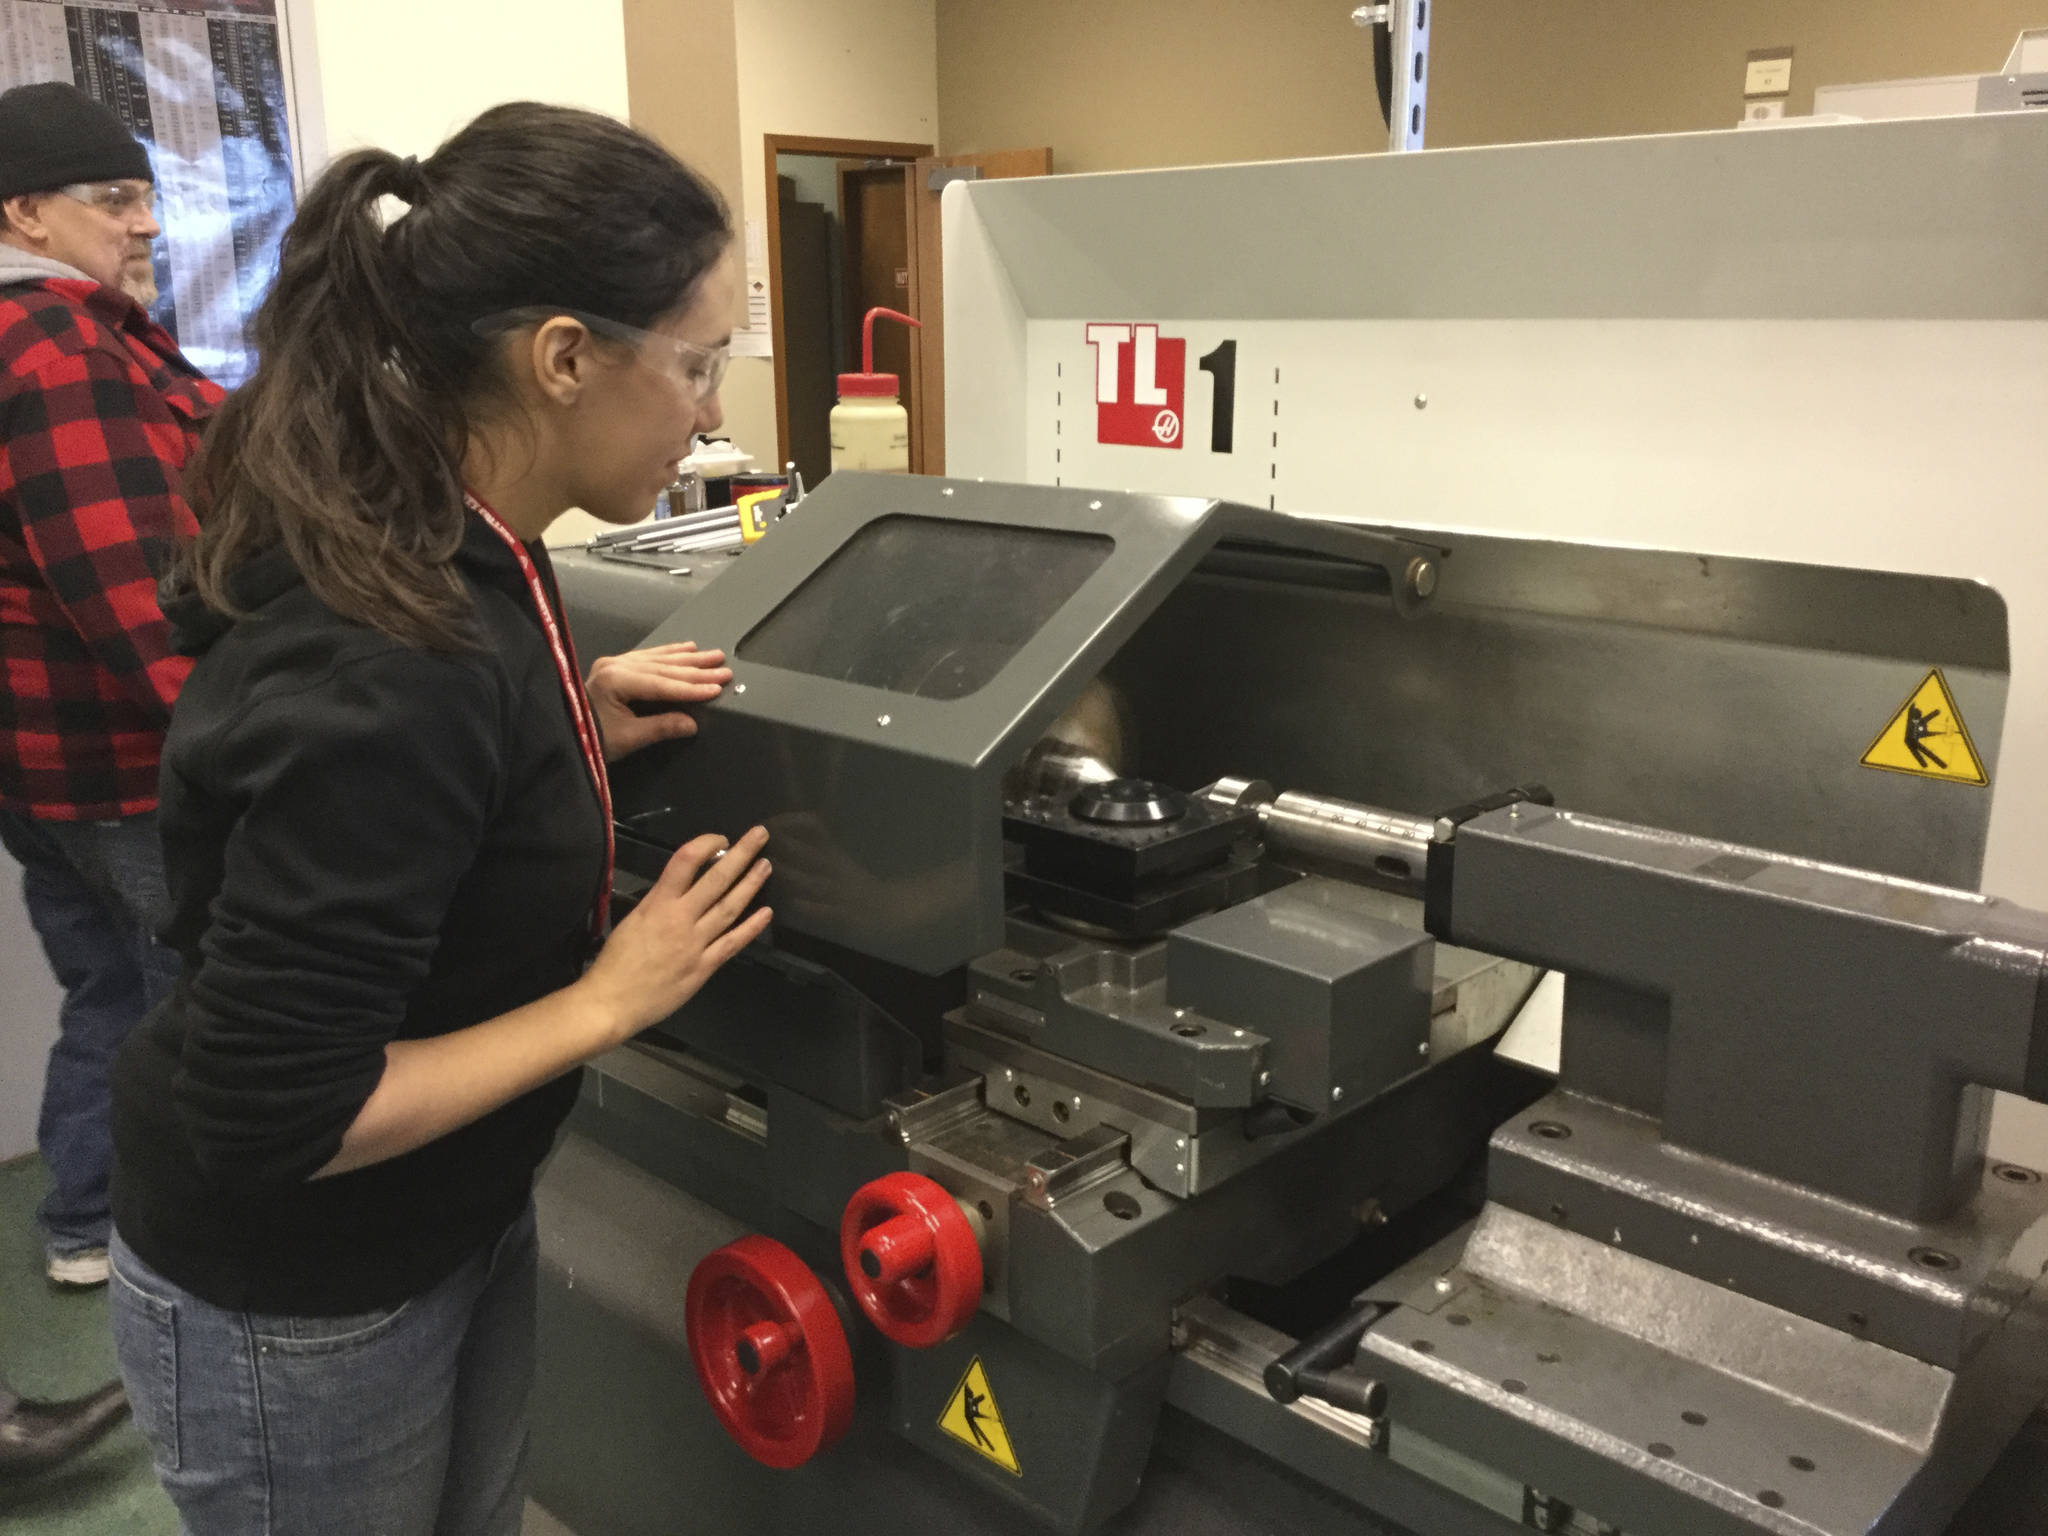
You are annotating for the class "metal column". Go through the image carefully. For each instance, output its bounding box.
[1355,0,1432,151]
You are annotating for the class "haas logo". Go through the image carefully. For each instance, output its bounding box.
[1086,323,1184,449]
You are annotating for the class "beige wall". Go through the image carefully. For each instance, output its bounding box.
[304,0,637,545]
[625,0,939,471]
[936,0,1381,172]
[624,0,746,217]
[580,0,751,546]
[734,0,939,217]
[728,0,939,468]
[625,0,940,471]
[937,0,2047,171]
[1432,0,2046,146]
[306,0,629,159]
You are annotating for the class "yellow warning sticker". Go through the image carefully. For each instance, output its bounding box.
[1860,669,1988,786]
[937,1356,1021,1475]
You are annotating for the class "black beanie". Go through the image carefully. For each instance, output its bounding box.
[0,83,153,202]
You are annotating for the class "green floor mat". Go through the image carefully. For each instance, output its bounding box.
[0,1155,176,1535]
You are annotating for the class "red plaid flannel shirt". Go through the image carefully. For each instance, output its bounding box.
[0,277,223,820]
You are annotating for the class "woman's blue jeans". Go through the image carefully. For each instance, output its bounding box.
[109,1205,537,1536]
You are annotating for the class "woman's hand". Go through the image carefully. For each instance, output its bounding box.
[585,642,733,760]
[318,828,771,1180]
[576,826,772,1044]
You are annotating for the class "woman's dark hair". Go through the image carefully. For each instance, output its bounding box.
[177,102,731,649]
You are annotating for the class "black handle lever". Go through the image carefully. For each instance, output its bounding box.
[1263,1303,1389,1419]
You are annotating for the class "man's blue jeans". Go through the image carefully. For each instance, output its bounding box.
[110,1206,536,1536]
[0,808,179,1256]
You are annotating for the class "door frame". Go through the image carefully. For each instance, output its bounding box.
[762,134,933,476]
[904,149,1053,476]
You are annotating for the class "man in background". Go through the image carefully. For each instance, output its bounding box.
[0,81,221,1475]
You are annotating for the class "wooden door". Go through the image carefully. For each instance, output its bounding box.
[908,149,1053,475]
[763,135,931,480]
[776,177,835,487]
[838,163,918,466]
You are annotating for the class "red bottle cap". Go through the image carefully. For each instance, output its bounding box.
[835,372,900,398]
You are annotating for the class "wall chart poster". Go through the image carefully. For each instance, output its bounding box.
[0,0,297,386]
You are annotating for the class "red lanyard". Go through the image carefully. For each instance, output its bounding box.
[465,491,615,941]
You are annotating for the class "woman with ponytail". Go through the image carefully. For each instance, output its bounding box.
[104,103,766,1534]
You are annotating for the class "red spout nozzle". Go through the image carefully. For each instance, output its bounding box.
[840,307,924,399]
[861,306,921,374]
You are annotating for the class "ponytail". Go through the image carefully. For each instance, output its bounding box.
[176,104,732,651]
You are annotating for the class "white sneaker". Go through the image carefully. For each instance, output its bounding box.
[47,1248,111,1288]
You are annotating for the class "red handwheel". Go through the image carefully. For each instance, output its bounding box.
[840,1171,984,1348]
[685,1235,855,1469]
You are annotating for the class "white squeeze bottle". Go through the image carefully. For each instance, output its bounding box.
[831,307,923,473]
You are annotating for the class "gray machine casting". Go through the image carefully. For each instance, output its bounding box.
[530,473,2048,1536]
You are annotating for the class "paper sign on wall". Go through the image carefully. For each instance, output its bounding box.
[733,215,772,357]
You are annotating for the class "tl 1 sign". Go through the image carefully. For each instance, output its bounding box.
[1084,324,1239,454]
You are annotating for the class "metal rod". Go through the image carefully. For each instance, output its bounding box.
[624,512,740,543]
[598,523,743,557]
[587,507,743,548]
[1202,780,1433,893]
[651,507,734,533]
[597,529,744,565]
[644,529,743,555]
[674,532,742,552]
[1263,793,1434,891]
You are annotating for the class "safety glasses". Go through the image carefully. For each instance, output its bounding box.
[471,307,729,403]
[58,181,156,219]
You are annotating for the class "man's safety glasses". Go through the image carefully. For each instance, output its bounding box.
[58,181,156,219]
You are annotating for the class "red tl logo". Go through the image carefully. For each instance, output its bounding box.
[1086,323,1184,449]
